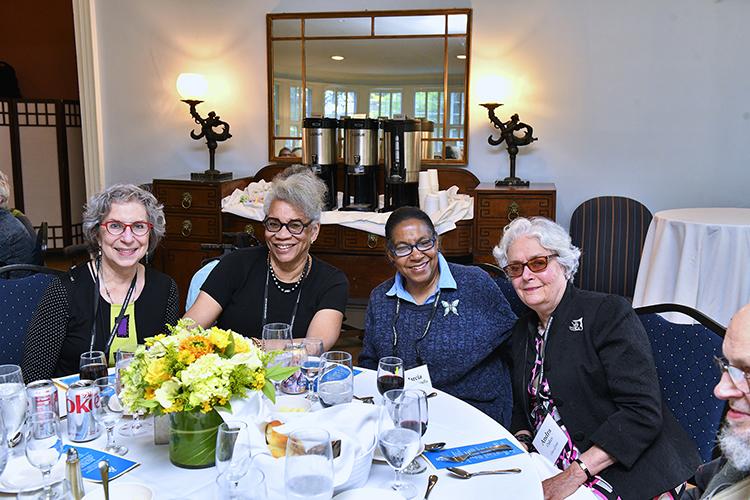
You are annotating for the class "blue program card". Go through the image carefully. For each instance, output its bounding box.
[423,438,523,470]
[62,445,140,481]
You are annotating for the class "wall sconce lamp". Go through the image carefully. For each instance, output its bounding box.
[479,102,537,186]
[176,73,233,181]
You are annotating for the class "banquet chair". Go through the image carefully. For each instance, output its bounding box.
[569,196,652,298]
[13,212,48,266]
[634,303,725,462]
[476,262,530,317]
[0,266,64,365]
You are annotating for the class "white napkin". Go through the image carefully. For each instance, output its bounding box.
[528,452,598,500]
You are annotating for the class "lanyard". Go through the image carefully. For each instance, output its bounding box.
[262,256,309,331]
[530,316,554,418]
[89,259,138,356]
[390,288,442,359]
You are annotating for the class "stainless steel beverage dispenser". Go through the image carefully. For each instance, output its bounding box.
[383,118,422,211]
[341,117,379,212]
[302,117,337,210]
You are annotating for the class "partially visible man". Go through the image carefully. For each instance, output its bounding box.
[684,303,750,499]
[0,170,34,267]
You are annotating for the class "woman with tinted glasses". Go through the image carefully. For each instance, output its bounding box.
[494,217,700,499]
[359,206,517,425]
[22,184,178,382]
[185,166,348,349]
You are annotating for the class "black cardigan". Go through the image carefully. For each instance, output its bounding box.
[509,284,700,500]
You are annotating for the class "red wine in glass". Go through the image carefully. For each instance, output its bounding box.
[377,374,405,395]
[401,419,428,436]
[80,363,108,381]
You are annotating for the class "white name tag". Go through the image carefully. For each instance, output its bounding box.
[532,413,567,464]
[404,365,433,390]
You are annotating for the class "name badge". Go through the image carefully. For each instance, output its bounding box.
[404,365,433,390]
[532,413,567,464]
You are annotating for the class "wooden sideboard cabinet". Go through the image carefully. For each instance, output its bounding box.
[152,175,253,310]
[473,183,557,263]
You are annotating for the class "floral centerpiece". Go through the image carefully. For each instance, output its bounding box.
[119,319,297,468]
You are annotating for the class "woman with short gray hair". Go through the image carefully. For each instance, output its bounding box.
[22,183,178,382]
[186,166,348,349]
[0,169,34,267]
[495,217,699,499]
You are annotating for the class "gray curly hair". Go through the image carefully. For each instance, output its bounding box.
[493,216,581,281]
[0,170,10,209]
[82,184,166,254]
[263,165,327,222]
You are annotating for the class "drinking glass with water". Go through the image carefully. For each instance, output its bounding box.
[318,351,353,408]
[0,364,26,450]
[284,428,334,500]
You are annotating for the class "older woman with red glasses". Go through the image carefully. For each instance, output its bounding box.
[185,166,348,350]
[494,216,699,500]
[22,184,178,382]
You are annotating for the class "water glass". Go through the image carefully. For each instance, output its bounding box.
[79,351,107,381]
[24,411,64,499]
[114,353,149,437]
[284,428,334,500]
[318,351,353,407]
[261,323,292,352]
[402,389,429,475]
[92,378,127,455]
[215,468,268,500]
[0,364,25,450]
[379,389,422,498]
[280,343,308,395]
[377,357,405,396]
[216,421,252,488]
[0,413,7,477]
[16,478,73,500]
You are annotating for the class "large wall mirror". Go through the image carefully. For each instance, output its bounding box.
[267,9,472,165]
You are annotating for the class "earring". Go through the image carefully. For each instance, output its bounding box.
[145,252,150,265]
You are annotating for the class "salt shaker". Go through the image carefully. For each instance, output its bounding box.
[65,447,85,500]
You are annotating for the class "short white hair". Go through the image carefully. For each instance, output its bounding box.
[493,217,581,281]
[0,170,9,209]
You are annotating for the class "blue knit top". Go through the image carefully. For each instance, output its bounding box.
[360,260,517,425]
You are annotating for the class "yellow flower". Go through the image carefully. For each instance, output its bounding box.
[177,350,195,365]
[144,358,171,386]
[208,328,230,350]
[232,333,250,354]
[250,370,266,391]
[179,335,214,361]
[145,334,166,347]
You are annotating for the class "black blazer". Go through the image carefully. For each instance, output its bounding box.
[510,284,700,500]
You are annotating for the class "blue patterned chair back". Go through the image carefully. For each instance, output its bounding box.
[0,272,56,364]
[570,196,652,298]
[636,306,725,462]
[475,263,531,317]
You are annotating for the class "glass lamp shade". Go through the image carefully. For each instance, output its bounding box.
[176,73,208,101]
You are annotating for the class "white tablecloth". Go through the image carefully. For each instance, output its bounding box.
[633,207,750,327]
[3,371,545,499]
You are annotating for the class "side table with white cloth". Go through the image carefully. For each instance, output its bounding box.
[633,208,750,327]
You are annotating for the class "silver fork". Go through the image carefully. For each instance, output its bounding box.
[436,443,512,462]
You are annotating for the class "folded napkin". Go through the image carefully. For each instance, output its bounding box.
[529,452,598,499]
[424,438,523,470]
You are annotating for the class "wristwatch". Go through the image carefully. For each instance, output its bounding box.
[573,458,594,482]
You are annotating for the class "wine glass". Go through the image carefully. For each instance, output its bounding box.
[318,351,353,407]
[114,351,149,437]
[79,351,107,381]
[215,421,252,499]
[280,342,308,395]
[0,413,8,477]
[216,468,268,500]
[17,479,73,500]
[379,389,422,498]
[261,323,292,352]
[377,357,405,396]
[284,428,334,499]
[402,389,429,475]
[0,365,25,451]
[91,377,127,456]
[299,339,325,402]
[24,411,64,499]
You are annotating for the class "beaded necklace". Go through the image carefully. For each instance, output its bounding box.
[268,255,310,293]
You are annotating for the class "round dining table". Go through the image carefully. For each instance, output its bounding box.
[0,369,544,499]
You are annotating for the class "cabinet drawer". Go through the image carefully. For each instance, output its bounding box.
[154,184,222,211]
[164,211,221,241]
[341,229,386,253]
[312,225,339,250]
[441,221,473,256]
[477,195,554,221]
[475,223,505,254]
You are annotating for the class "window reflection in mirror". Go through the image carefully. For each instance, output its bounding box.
[268,10,471,165]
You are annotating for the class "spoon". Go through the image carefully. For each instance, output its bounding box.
[426,392,437,398]
[424,442,446,452]
[446,466,522,479]
[353,395,374,404]
[424,474,438,498]
[98,460,110,500]
[8,431,21,448]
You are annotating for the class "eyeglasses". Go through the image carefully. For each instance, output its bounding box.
[714,356,750,394]
[101,220,153,236]
[502,254,558,278]
[388,237,436,258]
[262,217,312,235]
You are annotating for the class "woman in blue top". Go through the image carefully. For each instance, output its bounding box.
[359,206,516,424]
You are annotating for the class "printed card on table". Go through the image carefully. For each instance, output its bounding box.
[62,445,140,482]
[423,438,523,470]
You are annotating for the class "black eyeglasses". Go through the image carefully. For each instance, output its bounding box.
[502,254,558,278]
[101,220,153,236]
[388,237,437,258]
[714,355,750,394]
[262,217,312,235]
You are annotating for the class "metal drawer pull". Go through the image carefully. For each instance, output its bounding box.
[367,233,378,249]
[181,192,192,209]
[181,219,193,237]
[508,201,520,220]
[244,224,255,236]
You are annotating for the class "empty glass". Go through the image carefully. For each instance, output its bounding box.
[299,339,325,402]
[92,377,127,455]
[0,364,25,450]
[318,351,353,407]
[24,411,64,499]
[379,389,422,498]
[261,323,292,352]
[114,351,149,437]
[216,468,268,500]
[215,421,252,498]
[284,428,334,500]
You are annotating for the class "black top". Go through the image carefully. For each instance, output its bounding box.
[509,284,701,500]
[201,246,349,339]
[21,262,179,382]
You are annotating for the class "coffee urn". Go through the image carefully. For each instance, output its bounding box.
[383,118,422,211]
[341,117,379,212]
[420,118,435,160]
[302,117,338,210]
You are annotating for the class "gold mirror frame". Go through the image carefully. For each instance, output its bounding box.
[266,8,472,165]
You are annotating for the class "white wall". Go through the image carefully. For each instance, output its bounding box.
[89,0,750,227]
